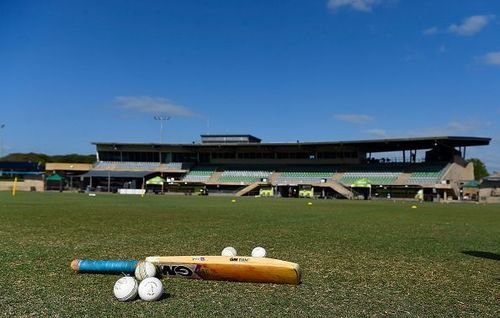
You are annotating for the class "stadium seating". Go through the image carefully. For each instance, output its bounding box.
[407,163,449,185]
[218,169,271,183]
[165,162,183,170]
[339,172,400,185]
[181,166,216,182]
[93,161,112,170]
[94,161,160,170]
[338,164,405,186]
[176,162,449,186]
[276,170,336,184]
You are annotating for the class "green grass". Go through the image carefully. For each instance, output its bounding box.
[0,192,499,317]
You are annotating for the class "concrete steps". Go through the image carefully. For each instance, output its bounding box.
[235,182,262,196]
[324,181,354,199]
[206,171,223,183]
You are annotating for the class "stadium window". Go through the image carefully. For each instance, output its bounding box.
[172,152,196,162]
[262,152,274,159]
[295,152,308,159]
[212,152,235,159]
[277,153,289,159]
[199,153,210,163]
[122,152,135,161]
[343,151,357,159]
[319,152,335,159]
[239,153,256,159]
[99,151,121,161]
[161,152,172,163]
[123,151,159,162]
[151,152,160,162]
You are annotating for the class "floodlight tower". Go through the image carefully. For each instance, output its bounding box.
[154,116,170,144]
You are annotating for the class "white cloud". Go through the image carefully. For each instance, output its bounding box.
[477,51,500,66]
[115,96,197,117]
[364,129,388,138]
[406,120,487,137]
[422,27,438,35]
[448,15,494,36]
[446,121,483,132]
[327,0,384,12]
[334,114,374,123]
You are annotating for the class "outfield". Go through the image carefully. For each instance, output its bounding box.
[0,192,498,317]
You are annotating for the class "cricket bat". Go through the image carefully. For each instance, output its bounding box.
[71,256,301,285]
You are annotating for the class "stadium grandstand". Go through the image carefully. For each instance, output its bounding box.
[83,134,491,201]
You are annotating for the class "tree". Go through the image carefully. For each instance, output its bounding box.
[467,158,489,180]
[0,152,96,164]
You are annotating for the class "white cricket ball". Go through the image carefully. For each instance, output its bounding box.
[251,246,267,258]
[113,276,138,302]
[221,246,237,257]
[135,261,157,281]
[138,277,164,301]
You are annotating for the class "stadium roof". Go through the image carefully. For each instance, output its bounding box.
[200,134,261,144]
[92,136,491,153]
[483,176,500,182]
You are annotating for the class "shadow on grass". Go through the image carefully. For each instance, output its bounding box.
[158,292,172,301]
[462,251,500,261]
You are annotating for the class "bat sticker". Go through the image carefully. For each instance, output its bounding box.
[159,264,202,279]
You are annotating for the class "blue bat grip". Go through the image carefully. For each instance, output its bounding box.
[77,259,139,274]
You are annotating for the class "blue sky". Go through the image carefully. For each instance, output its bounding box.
[1,0,499,171]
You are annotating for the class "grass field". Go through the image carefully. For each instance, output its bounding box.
[0,192,499,317]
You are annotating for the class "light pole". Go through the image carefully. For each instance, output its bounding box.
[0,124,5,159]
[154,116,170,143]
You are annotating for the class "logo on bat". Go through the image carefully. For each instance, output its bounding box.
[160,265,194,277]
[229,257,249,262]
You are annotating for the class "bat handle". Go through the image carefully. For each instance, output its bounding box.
[71,259,139,274]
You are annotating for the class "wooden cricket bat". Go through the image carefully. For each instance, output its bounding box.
[71,256,301,285]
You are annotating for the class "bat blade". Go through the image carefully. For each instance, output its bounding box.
[145,256,301,285]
